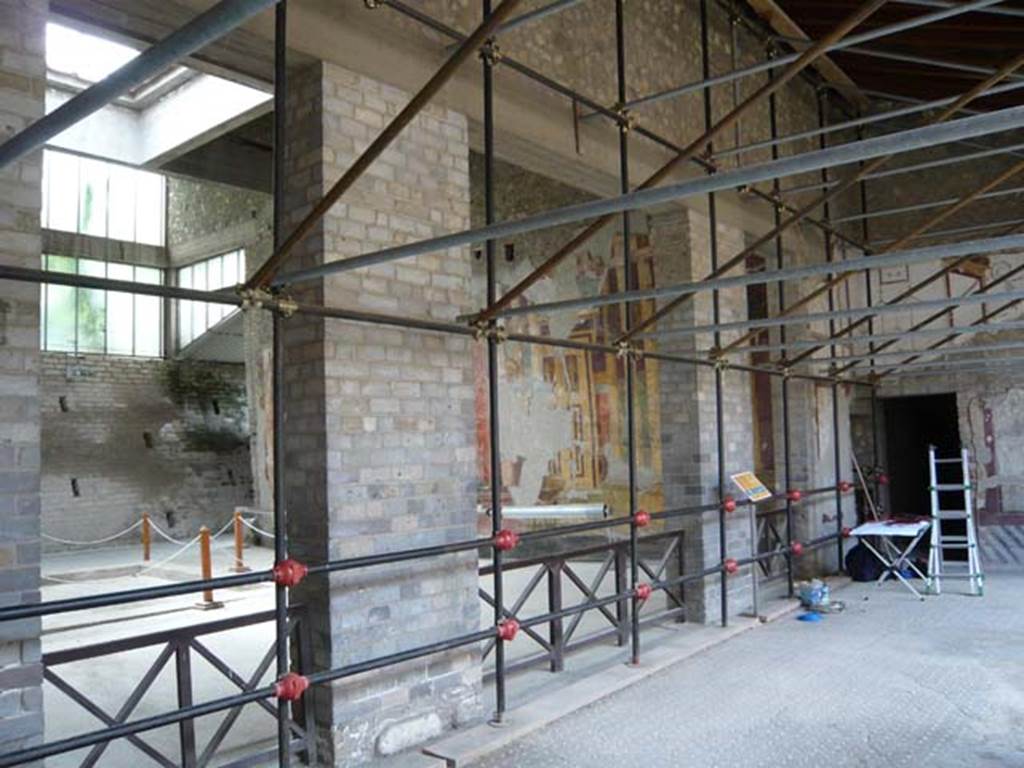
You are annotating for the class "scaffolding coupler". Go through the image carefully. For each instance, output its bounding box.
[472,319,508,343]
[480,40,503,67]
[616,340,643,361]
[613,103,638,134]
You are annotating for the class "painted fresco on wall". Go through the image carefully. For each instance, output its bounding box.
[475,233,664,517]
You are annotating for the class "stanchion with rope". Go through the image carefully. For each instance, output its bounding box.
[197,526,223,610]
[142,513,151,562]
[232,510,250,573]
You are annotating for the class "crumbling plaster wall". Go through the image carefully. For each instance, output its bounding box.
[40,355,253,550]
[166,174,275,510]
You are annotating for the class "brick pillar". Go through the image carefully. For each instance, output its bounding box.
[280,62,480,764]
[0,0,45,755]
[650,208,755,623]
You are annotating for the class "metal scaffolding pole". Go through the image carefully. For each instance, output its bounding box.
[893,0,1024,19]
[271,4,291,766]
[616,0,1001,114]
[782,140,1024,197]
[876,358,1024,378]
[836,249,1024,376]
[464,0,889,325]
[817,91,846,572]
[867,217,1024,246]
[646,287,1024,339]
[391,0,858,257]
[613,0,643,661]
[272,106,1024,290]
[727,155,1024,359]
[832,184,1024,226]
[762,63,795,598]
[698,0,730,629]
[832,260,1024,371]
[481,0,509,723]
[863,353,1024,373]
[0,0,278,169]
[782,159,1024,366]
[810,339,1024,367]
[484,233,1024,320]
[618,54,1024,345]
[245,0,525,291]
[701,318,1024,357]
[713,79,1024,163]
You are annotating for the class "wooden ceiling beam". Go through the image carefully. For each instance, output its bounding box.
[744,0,870,110]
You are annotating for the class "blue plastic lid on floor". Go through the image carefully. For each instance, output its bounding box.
[796,612,823,622]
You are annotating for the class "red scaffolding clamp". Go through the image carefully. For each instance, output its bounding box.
[786,489,803,502]
[723,558,739,575]
[273,558,308,588]
[635,582,653,602]
[496,618,520,642]
[722,495,737,513]
[274,672,310,702]
[493,529,520,551]
[790,541,805,557]
[841,526,853,538]
[838,480,853,493]
[634,509,651,528]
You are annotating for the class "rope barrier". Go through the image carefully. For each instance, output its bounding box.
[149,522,189,546]
[41,519,143,547]
[239,517,276,539]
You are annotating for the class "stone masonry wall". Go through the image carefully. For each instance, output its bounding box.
[280,61,480,764]
[39,354,252,551]
[0,0,45,755]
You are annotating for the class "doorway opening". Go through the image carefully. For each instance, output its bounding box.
[883,393,960,518]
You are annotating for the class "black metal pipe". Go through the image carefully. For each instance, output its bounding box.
[833,381,844,570]
[701,0,728,629]
[0,262,868,389]
[766,64,795,599]
[611,0,641,666]
[0,686,275,768]
[307,536,491,575]
[1,570,273,622]
[480,0,509,723]
[271,4,290,765]
[379,0,866,255]
[653,563,726,591]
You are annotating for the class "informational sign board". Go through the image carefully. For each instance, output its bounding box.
[730,471,772,502]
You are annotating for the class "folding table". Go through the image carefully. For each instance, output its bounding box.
[850,520,932,600]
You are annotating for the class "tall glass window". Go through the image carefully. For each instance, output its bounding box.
[41,150,165,246]
[41,255,163,357]
[177,249,244,348]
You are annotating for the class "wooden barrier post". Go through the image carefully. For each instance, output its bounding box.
[232,510,249,573]
[197,526,223,610]
[141,513,151,562]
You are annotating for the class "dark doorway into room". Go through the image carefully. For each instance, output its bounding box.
[883,393,960,518]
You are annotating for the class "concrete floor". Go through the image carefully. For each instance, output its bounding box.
[468,572,1024,768]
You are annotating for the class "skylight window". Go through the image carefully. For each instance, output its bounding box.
[46,22,139,85]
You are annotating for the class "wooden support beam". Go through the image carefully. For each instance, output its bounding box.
[744,0,869,110]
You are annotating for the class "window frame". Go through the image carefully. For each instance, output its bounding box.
[41,149,166,247]
[40,254,165,358]
[175,249,246,350]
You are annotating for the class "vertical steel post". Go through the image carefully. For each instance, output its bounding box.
[700,0,728,628]
[481,0,508,721]
[859,129,882,514]
[730,10,757,617]
[767,60,795,598]
[832,380,843,564]
[818,91,845,570]
[615,0,641,664]
[271,3,290,765]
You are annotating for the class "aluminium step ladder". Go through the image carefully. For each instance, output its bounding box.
[927,445,984,596]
